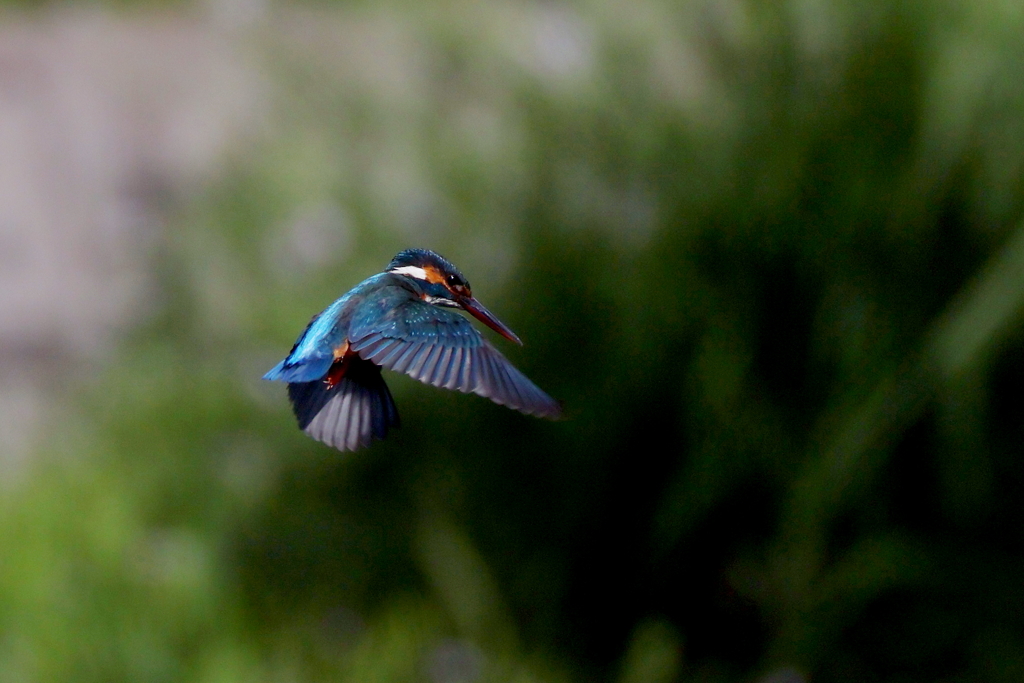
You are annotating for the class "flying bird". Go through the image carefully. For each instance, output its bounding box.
[264,249,560,451]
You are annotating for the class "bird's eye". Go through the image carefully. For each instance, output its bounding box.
[446,273,471,296]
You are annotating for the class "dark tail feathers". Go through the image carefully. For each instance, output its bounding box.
[287,357,399,452]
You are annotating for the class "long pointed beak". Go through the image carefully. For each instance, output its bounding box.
[459,296,523,345]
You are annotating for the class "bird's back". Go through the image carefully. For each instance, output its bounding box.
[265,273,413,383]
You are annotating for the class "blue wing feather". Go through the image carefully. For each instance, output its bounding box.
[264,295,352,383]
[263,357,334,383]
[348,296,560,418]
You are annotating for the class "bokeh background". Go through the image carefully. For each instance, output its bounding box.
[2,0,1024,681]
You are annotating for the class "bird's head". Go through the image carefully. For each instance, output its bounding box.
[387,248,523,345]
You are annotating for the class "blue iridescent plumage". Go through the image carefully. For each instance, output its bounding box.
[264,249,560,452]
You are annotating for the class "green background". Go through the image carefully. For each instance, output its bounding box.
[5,0,1024,681]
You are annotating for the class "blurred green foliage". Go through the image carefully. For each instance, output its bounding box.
[5,0,1024,681]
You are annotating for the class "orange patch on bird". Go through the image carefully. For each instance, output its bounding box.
[422,265,446,285]
[325,341,353,388]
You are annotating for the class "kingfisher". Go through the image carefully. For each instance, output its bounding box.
[264,248,560,451]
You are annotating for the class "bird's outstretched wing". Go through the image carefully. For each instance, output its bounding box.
[348,298,560,419]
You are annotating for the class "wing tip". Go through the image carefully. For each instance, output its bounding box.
[529,397,564,420]
[263,360,286,381]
